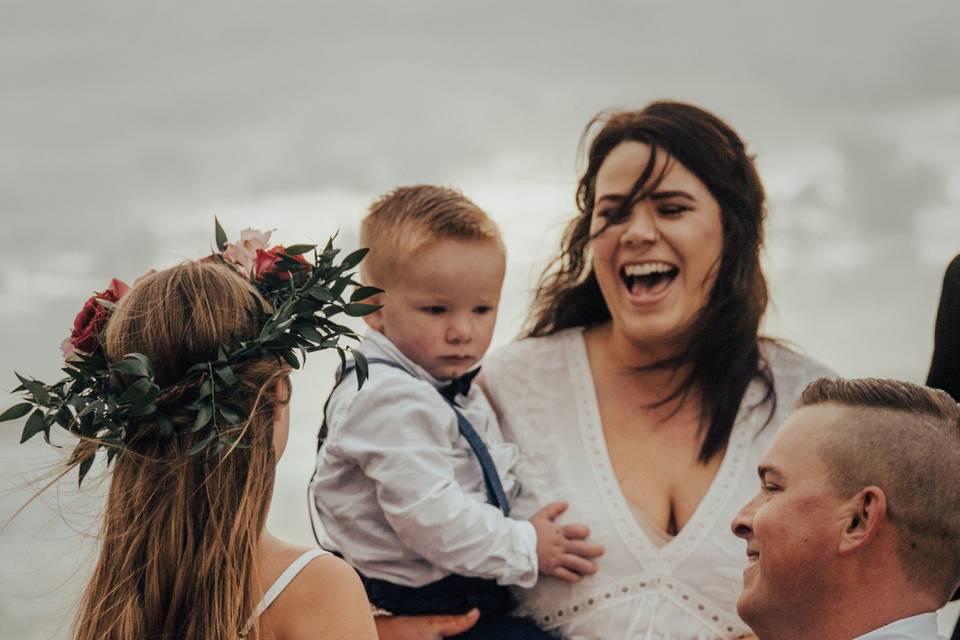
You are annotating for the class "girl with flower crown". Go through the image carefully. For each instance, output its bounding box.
[5,232,379,639]
[76,262,376,640]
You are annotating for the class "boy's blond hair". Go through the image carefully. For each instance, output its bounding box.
[360,185,503,286]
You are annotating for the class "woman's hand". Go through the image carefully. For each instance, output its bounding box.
[531,501,605,583]
[374,609,480,639]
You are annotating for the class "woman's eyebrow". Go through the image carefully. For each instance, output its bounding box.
[595,190,695,206]
[595,193,627,205]
[649,190,695,201]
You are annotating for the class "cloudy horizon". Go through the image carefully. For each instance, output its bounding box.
[1,1,959,637]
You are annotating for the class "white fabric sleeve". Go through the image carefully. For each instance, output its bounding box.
[328,376,539,587]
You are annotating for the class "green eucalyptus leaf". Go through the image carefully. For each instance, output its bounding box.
[295,324,326,343]
[55,405,74,428]
[284,244,316,256]
[129,400,158,417]
[111,357,151,378]
[187,430,217,456]
[354,351,369,389]
[116,378,153,405]
[215,217,228,251]
[157,416,174,437]
[192,404,214,432]
[21,379,51,405]
[350,286,383,302]
[343,303,382,317]
[214,366,237,387]
[338,247,369,272]
[330,278,348,297]
[20,409,45,443]
[308,287,335,302]
[217,404,244,425]
[0,402,33,422]
[186,362,210,376]
[280,349,301,369]
[77,453,95,486]
[197,379,214,400]
[78,399,104,418]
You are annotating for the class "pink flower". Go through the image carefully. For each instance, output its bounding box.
[222,228,272,278]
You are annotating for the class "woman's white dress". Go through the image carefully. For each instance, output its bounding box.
[483,328,833,640]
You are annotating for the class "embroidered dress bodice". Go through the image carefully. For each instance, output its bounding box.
[483,328,834,640]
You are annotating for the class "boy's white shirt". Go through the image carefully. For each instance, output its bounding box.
[311,329,539,588]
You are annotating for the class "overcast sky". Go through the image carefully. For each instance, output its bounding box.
[1,1,959,636]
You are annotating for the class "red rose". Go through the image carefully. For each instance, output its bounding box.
[253,246,310,281]
[61,278,130,358]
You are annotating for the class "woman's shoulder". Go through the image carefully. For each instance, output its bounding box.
[760,339,836,399]
[486,327,582,370]
[258,542,376,640]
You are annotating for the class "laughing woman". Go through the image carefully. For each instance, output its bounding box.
[378,101,833,640]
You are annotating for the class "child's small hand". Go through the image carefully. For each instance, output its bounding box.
[530,501,605,583]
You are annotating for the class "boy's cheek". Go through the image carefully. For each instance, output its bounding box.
[362,309,385,332]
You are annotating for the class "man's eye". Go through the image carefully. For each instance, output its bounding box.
[762,484,780,493]
[420,306,446,315]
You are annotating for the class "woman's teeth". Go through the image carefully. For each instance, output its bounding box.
[623,262,675,277]
[620,263,679,295]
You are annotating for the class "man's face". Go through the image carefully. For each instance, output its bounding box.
[730,404,850,634]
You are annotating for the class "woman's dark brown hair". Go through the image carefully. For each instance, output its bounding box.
[526,100,775,462]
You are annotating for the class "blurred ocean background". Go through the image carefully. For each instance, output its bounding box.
[1,1,959,637]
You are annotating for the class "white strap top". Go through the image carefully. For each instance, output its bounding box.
[241,548,329,637]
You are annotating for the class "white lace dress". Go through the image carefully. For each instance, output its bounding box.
[482,328,834,640]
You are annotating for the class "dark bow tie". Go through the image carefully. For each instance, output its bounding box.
[439,367,481,404]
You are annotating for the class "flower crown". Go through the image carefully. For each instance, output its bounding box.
[1,220,379,484]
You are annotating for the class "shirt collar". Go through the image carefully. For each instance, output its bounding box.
[360,329,447,388]
[853,612,943,639]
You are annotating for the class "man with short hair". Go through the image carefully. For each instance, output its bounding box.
[731,377,960,640]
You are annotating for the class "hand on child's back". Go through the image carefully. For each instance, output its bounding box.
[530,501,605,583]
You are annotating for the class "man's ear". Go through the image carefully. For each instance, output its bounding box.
[361,292,385,332]
[838,486,887,555]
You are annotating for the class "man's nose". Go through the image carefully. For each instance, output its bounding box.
[730,494,759,539]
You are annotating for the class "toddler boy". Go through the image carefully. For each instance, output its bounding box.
[311,185,602,638]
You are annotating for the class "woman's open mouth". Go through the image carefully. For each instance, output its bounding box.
[620,261,679,301]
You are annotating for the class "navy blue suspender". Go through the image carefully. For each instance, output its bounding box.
[337,357,511,517]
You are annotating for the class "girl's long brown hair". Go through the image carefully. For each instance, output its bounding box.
[526,101,775,462]
[72,262,289,640]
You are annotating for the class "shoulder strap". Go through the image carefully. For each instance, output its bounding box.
[446,401,511,517]
[242,548,329,636]
[309,358,414,546]
[340,357,510,516]
[309,357,510,550]
[316,358,412,453]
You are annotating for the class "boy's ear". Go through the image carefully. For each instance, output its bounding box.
[838,486,887,556]
[361,292,385,332]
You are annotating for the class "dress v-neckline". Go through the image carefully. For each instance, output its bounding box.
[565,327,755,574]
